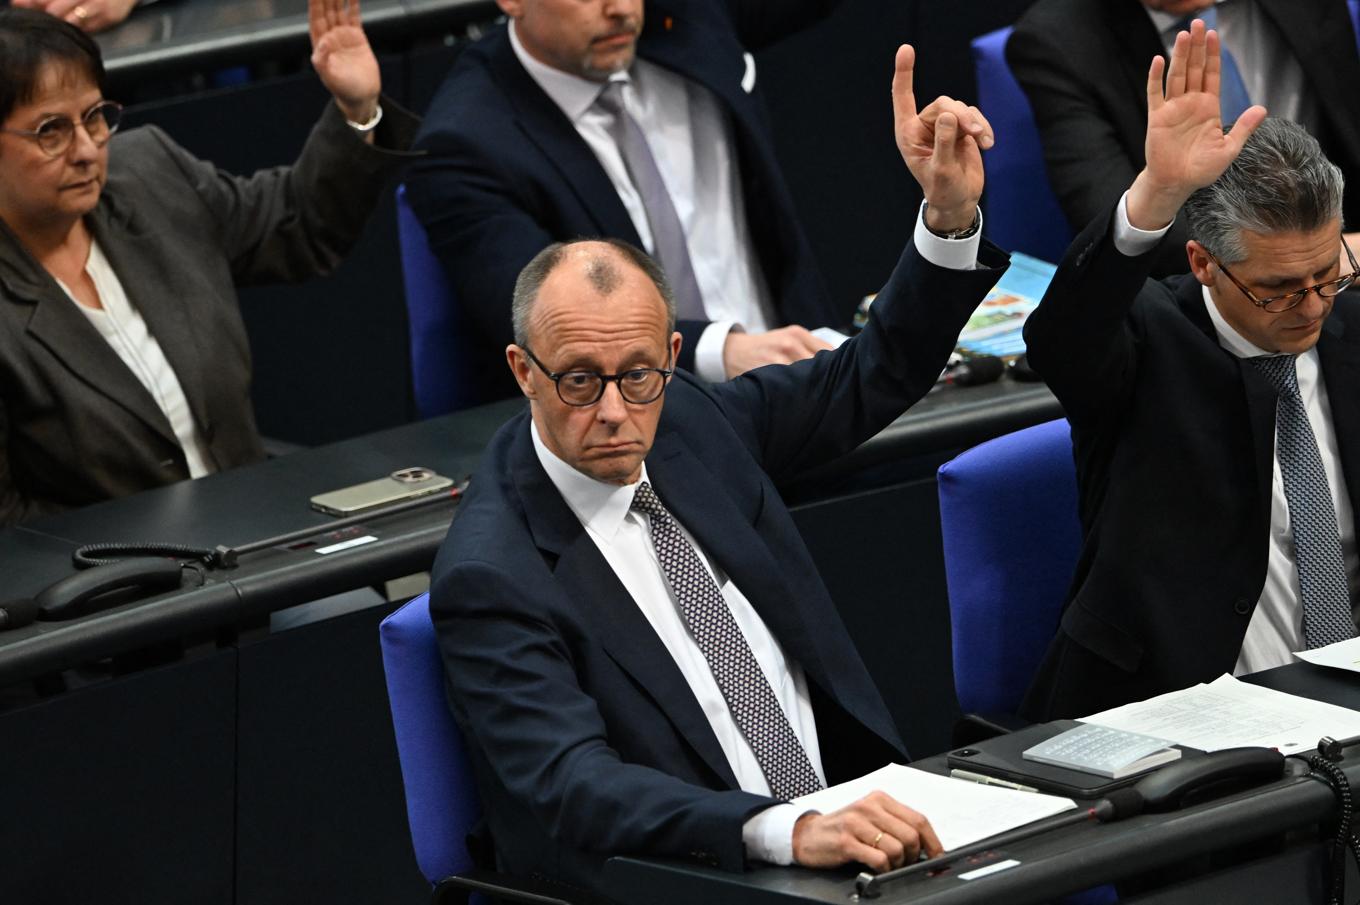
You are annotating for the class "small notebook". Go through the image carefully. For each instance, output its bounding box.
[1022,723,1182,779]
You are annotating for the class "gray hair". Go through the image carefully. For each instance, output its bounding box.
[1184,117,1344,263]
[510,238,676,347]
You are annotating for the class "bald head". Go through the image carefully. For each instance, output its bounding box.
[511,238,676,348]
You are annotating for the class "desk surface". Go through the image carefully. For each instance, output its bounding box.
[0,379,1059,686]
[604,660,1359,905]
[97,0,496,77]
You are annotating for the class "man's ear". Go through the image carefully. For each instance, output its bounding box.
[496,0,524,18]
[1186,240,1216,288]
[507,344,536,399]
[669,331,683,375]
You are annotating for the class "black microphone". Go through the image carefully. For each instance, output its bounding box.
[943,355,1006,387]
[0,598,38,631]
[855,788,1146,898]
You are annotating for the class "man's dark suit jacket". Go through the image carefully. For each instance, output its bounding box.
[1008,0,1360,277]
[0,103,417,526]
[1021,202,1360,720]
[406,0,844,401]
[430,236,1008,900]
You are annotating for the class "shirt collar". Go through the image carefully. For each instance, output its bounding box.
[531,420,647,541]
[1146,1,1222,35]
[1203,284,1274,358]
[508,20,627,123]
[1201,283,1323,387]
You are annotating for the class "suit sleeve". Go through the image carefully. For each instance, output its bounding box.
[144,100,419,287]
[1022,204,1166,426]
[1006,21,1192,276]
[431,559,776,871]
[709,236,1009,484]
[0,402,65,528]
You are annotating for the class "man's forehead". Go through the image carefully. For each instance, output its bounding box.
[534,248,666,328]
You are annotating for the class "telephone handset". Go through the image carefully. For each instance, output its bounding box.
[35,557,187,621]
[1133,746,1286,811]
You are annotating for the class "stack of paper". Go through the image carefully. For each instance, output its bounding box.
[793,764,1076,851]
[1081,674,1360,755]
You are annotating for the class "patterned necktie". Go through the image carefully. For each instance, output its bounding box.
[631,481,823,799]
[595,81,706,321]
[1250,355,1356,648]
[1177,5,1252,123]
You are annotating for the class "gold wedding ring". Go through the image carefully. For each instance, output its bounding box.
[73,5,90,20]
[871,831,885,848]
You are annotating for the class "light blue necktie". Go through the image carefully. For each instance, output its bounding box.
[1177,5,1253,123]
[1250,355,1357,648]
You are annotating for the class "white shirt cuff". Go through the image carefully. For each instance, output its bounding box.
[742,804,813,865]
[1113,190,1174,257]
[695,320,739,383]
[913,203,983,271]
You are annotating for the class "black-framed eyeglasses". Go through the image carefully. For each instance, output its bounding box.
[0,100,123,158]
[521,345,673,406]
[1207,235,1360,313]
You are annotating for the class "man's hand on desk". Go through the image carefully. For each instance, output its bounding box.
[722,326,833,379]
[790,790,943,873]
[12,0,141,33]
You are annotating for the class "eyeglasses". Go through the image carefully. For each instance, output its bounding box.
[521,345,672,406]
[0,100,123,158]
[1207,235,1360,313]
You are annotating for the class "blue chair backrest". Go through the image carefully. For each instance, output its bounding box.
[1351,0,1360,50]
[971,26,1073,264]
[395,185,484,418]
[379,592,480,885]
[937,419,1081,716]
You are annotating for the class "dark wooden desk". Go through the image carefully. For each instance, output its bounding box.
[0,377,1059,905]
[603,661,1360,905]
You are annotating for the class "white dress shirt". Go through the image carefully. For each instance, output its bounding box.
[1113,195,1359,673]
[59,239,215,479]
[509,22,773,383]
[1145,0,1317,131]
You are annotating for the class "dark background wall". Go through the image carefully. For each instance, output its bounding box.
[119,0,1039,447]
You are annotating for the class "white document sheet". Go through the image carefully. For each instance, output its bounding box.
[1081,674,1360,754]
[1295,636,1360,673]
[792,764,1076,851]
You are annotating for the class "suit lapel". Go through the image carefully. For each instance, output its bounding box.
[645,432,841,716]
[509,430,741,790]
[1318,301,1360,526]
[1256,0,1360,170]
[0,217,177,446]
[1111,1,1169,104]
[1176,278,1278,500]
[485,33,642,246]
[86,194,215,446]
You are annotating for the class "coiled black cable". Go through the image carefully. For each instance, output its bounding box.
[1307,753,1360,905]
[72,542,218,570]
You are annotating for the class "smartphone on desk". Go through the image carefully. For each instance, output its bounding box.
[310,467,455,516]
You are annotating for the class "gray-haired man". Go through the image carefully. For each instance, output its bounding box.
[1021,20,1360,720]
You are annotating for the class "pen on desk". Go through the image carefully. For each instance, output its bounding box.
[949,768,1040,794]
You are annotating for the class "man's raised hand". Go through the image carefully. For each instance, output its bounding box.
[1127,19,1266,229]
[893,44,993,233]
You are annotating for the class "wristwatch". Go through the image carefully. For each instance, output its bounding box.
[923,204,981,240]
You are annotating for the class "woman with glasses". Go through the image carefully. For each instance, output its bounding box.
[0,1,417,526]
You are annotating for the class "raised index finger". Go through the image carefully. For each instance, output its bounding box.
[893,44,917,121]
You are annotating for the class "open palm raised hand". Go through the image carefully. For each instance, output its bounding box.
[1129,19,1266,228]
